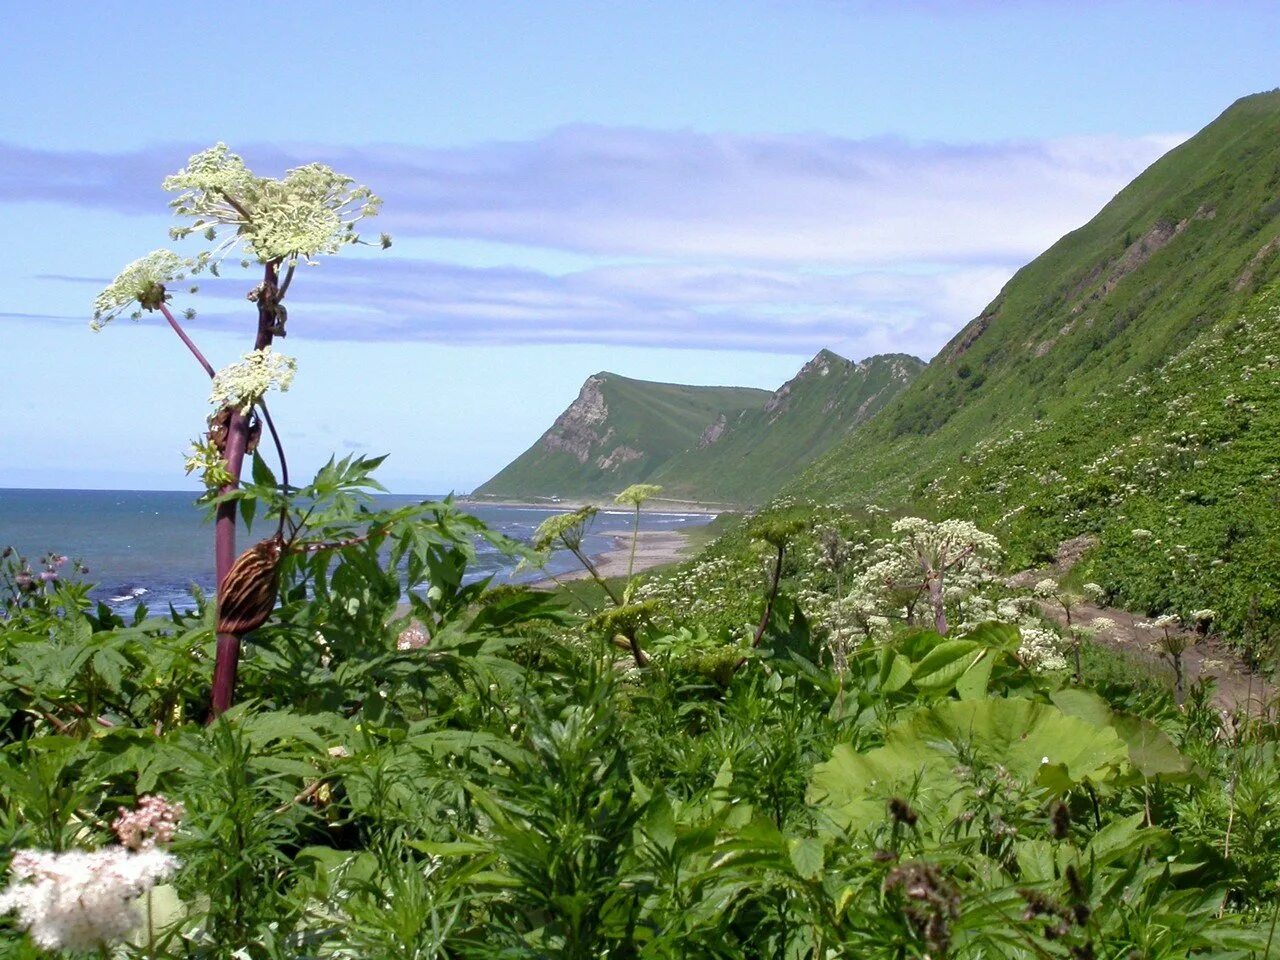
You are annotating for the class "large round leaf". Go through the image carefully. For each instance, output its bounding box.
[809,698,1129,833]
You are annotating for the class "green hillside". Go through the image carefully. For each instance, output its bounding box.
[473,373,770,500]
[786,90,1280,636]
[653,351,923,502]
[795,91,1280,508]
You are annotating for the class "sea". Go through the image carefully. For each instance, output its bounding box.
[0,489,713,613]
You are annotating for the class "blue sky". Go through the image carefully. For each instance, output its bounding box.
[2,0,1277,492]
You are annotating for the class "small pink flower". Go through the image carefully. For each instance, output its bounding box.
[112,795,185,850]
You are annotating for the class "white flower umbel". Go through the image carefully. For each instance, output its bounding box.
[164,143,384,266]
[209,347,297,413]
[0,848,177,951]
[91,249,191,329]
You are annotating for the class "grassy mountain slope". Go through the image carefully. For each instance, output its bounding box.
[653,351,924,502]
[929,284,1280,637]
[795,91,1280,509]
[785,91,1280,638]
[473,373,770,500]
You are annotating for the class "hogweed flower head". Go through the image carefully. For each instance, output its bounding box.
[0,847,177,951]
[532,506,597,552]
[91,249,192,329]
[209,346,297,413]
[615,483,662,508]
[164,143,384,266]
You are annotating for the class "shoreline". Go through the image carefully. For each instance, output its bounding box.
[460,494,743,516]
[531,528,695,587]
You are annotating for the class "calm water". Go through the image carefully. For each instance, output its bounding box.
[0,489,712,611]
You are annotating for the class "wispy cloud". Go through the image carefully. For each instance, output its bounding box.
[0,127,1182,354]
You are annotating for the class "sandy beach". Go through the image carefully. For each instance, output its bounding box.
[460,495,740,515]
[534,528,695,586]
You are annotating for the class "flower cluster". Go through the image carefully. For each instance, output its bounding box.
[164,143,384,265]
[209,346,297,413]
[91,249,192,329]
[112,794,185,850]
[396,624,429,651]
[1,795,184,950]
[0,848,177,951]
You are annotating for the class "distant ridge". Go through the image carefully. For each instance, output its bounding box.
[652,351,924,502]
[473,374,770,500]
[474,351,923,504]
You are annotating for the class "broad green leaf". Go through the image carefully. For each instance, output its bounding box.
[879,650,913,692]
[788,836,825,880]
[912,639,982,690]
[954,649,996,699]
[809,698,1129,833]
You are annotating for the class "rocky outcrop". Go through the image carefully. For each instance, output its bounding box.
[698,413,728,448]
[541,375,611,464]
[766,349,853,419]
[596,445,644,471]
[943,301,1002,364]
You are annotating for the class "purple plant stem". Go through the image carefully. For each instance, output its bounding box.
[211,262,280,716]
[157,303,216,378]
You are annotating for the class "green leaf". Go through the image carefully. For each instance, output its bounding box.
[809,698,1130,832]
[912,639,982,690]
[788,837,825,880]
[1053,688,1194,780]
[251,450,277,488]
[879,650,913,692]
[954,649,996,699]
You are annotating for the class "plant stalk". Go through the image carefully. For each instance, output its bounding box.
[211,261,280,716]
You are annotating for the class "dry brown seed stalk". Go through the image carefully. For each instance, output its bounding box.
[217,535,284,635]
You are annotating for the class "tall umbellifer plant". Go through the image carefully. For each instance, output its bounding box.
[91,144,388,715]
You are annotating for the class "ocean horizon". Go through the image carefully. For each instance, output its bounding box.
[0,488,712,612]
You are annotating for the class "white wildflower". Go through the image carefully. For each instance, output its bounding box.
[209,347,297,413]
[1018,626,1068,672]
[0,848,177,951]
[91,249,191,329]
[164,143,383,265]
[1033,578,1059,598]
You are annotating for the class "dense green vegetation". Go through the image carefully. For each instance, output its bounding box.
[785,91,1280,655]
[474,374,769,501]
[6,95,1280,958]
[4,473,1279,958]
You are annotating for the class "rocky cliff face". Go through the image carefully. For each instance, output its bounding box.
[765,350,853,419]
[541,375,611,464]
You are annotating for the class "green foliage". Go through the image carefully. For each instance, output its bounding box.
[788,92,1280,657]
[2,470,1278,956]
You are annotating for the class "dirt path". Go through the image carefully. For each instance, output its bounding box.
[1036,597,1268,713]
[1009,536,1271,715]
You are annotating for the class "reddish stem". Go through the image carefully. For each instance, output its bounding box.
[210,261,280,717]
[157,303,216,379]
